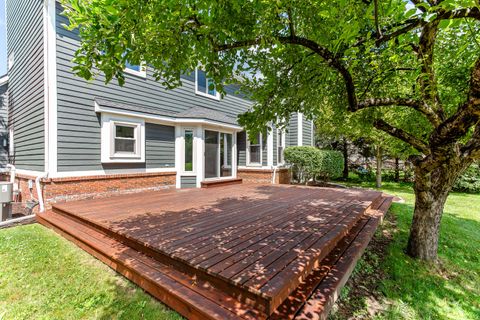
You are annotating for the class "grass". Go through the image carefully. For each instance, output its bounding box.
[0,181,478,319]
[331,179,480,320]
[0,224,182,320]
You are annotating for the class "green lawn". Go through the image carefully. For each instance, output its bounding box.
[332,180,480,320]
[0,183,478,320]
[0,224,182,320]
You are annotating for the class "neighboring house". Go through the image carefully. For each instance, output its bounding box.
[3,0,314,206]
[0,76,8,166]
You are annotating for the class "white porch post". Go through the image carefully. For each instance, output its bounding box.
[232,132,238,178]
[195,125,204,187]
[174,126,183,188]
[267,127,274,167]
[297,112,303,146]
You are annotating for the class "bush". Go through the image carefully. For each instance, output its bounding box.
[284,146,344,184]
[453,164,480,193]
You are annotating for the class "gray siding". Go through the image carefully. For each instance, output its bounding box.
[180,176,197,188]
[55,3,253,172]
[302,119,313,146]
[0,84,8,165]
[272,127,277,165]
[287,113,298,147]
[6,0,45,171]
[146,123,175,169]
[262,132,268,166]
[237,131,246,166]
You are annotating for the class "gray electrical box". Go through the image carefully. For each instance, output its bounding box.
[0,182,13,222]
[0,182,13,203]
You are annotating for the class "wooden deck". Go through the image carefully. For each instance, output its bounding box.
[37,184,392,319]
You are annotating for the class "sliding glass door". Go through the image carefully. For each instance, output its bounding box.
[204,130,233,179]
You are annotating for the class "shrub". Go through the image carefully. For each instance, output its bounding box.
[453,164,480,193]
[284,146,344,184]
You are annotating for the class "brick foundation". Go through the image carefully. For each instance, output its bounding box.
[2,171,176,209]
[237,168,291,184]
[2,168,288,210]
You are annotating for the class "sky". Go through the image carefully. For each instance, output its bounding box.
[0,0,6,76]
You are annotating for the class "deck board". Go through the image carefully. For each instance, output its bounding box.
[51,184,382,315]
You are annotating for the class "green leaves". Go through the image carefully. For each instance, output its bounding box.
[284,146,344,183]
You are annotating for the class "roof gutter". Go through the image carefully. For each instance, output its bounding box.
[94,102,243,131]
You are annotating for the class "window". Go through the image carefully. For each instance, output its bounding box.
[101,114,145,163]
[277,130,285,164]
[124,61,147,78]
[248,133,263,165]
[184,130,194,172]
[195,69,220,99]
[114,124,136,154]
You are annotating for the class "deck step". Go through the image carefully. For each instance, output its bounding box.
[277,195,393,320]
[201,178,243,188]
[37,211,265,320]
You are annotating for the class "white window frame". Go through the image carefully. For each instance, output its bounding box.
[124,62,147,78]
[195,69,220,100]
[246,132,263,166]
[277,129,286,165]
[101,114,145,163]
[203,129,235,180]
[182,127,196,174]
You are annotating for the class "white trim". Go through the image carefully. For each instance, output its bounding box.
[44,0,58,175]
[297,112,303,146]
[238,166,274,170]
[246,132,264,166]
[124,63,147,78]
[277,128,286,165]
[101,114,145,163]
[196,126,204,187]
[0,76,8,86]
[50,167,176,179]
[175,126,183,188]
[95,102,243,131]
[11,169,47,177]
[180,127,196,174]
[195,69,221,100]
[267,128,273,167]
[311,120,315,146]
[203,130,235,180]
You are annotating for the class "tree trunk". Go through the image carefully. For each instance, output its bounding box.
[406,160,470,261]
[342,137,349,180]
[375,146,382,188]
[394,157,400,182]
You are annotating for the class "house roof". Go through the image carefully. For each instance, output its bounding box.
[175,106,237,126]
[0,75,8,87]
[94,98,242,130]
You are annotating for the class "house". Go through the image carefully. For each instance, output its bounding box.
[3,0,314,208]
[0,76,8,167]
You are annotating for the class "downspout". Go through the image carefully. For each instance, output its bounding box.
[6,164,15,183]
[272,166,278,184]
[36,172,49,212]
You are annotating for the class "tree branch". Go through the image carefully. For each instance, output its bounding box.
[374,0,382,38]
[374,119,430,154]
[410,0,428,13]
[358,97,421,109]
[417,20,444,122]
[461,123,480,160]
[435,7,480,21]
[215,35,358,111]
[430,56,480,148]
